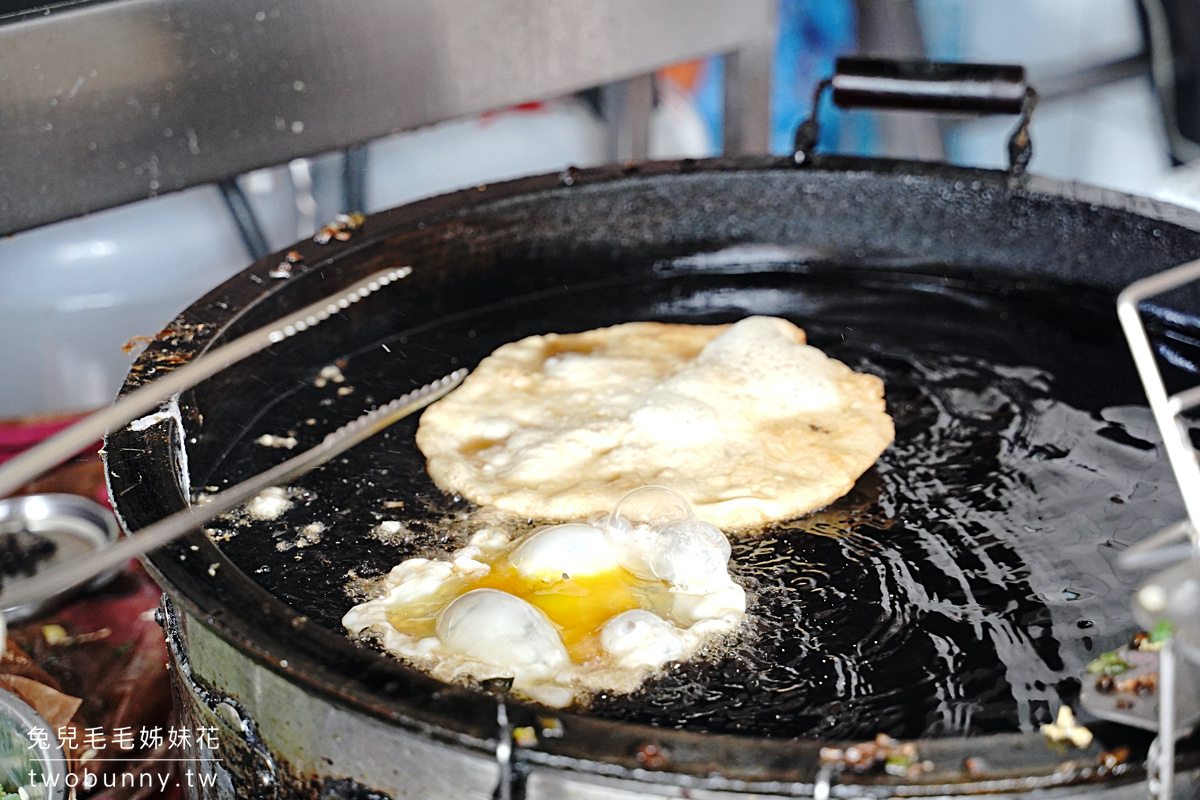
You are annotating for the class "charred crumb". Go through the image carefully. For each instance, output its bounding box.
[269,250,303,279]
[278,522,327,552]
[123,321,213,385]
[1117,673,1157,695]
[1099,747,1129,770]
[205,486,311,528]
[344,568,388,601]
[256,433,299,449]
[371,520,412,546]
[367,506,507,558]
[205,527,236,543]
[314,364,346,388]
[477,676,515,694]
[538,717,565,739]
[123,320,210,355]
[511,726,538,748]
[1041,706,1093,748]
[820,734,932,778]
[355,628,387,651]
[299,522,325,545]
[634,742,669,769]
[314,213,365,245]
[963,756,989,775]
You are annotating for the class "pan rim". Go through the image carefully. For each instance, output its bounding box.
[107,154,1200,789]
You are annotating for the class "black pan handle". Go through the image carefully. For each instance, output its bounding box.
[831,57,1027,114]
[794,57,1038,176]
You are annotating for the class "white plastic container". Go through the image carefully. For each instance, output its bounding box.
[0,186,250,419]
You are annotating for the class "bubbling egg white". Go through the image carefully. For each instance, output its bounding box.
[342,486,745,707]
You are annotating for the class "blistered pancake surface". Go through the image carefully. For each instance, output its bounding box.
[416,316,894,529]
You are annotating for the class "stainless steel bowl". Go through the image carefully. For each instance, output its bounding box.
[0,493,120,622]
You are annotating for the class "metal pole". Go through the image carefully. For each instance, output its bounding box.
[723,42,774,154]
[602,75,654,162]
[1156,639,1177,800]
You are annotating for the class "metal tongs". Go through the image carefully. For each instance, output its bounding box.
[0,266,465,612]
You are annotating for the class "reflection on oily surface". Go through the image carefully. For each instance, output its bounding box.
[592,353,1177,738]
[195,266,1192,740]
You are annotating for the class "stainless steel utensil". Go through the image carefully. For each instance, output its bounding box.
[0,265,462,625]
[0,267,413,500]
[0,493,121,622]
[0,370,465,611]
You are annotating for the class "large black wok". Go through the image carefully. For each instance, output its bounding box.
[107,154,1200,798]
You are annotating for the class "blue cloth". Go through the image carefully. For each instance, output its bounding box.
[691,0,875,156]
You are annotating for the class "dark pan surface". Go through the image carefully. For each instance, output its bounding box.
[193,263,1192,740]
[108,158,1200,781]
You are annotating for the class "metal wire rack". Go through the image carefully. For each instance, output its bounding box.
[1116,259,1200,800]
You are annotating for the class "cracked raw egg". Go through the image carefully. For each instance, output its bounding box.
[343,487,745,707]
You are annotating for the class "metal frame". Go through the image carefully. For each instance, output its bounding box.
[1116,259,1200,800]
[0,0,774,236]
[1117,260,1200,543]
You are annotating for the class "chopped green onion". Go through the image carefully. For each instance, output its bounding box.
[1086,651,1131,676]
[1150,620,1173,643]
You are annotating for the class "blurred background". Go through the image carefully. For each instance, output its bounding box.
[0,0,1193,422]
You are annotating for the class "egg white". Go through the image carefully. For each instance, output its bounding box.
[343,487,745,707]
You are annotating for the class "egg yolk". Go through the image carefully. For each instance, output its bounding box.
[384,558,670,663]
[475,565,658,661]
[348,488,744,709]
